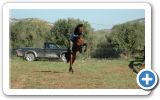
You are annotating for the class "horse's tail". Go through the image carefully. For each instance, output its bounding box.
[65,48,71,63]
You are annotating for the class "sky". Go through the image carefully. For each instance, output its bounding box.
[10,9,145,30]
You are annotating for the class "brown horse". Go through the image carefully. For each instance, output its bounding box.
[65,35,86,73]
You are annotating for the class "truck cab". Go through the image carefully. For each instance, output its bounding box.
[16,42,67,62]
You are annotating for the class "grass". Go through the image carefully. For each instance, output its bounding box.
[10,57,139,89]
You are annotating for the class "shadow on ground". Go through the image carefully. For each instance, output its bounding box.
[33,70,64,73]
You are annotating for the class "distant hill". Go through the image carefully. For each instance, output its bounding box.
[10,17,144,32]
[126,18,145,24]
[92,18,145,46]
[10,18,53,26]
[10,18,19,26]
[94,29,111,34]
[10,18,19,23]
[94,18,144,32]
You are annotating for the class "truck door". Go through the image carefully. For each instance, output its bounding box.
[44,43,59,58]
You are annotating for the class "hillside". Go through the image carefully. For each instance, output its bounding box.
[10,18,53,26]
[127,18,145,24]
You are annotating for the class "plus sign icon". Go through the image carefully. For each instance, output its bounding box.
[137,69,158,90]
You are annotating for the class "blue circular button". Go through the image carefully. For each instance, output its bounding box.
[137,69,158,90]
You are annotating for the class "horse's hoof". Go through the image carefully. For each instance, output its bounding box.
[69,68,71,72]
[69,69,74,73]
[71,70,74,74]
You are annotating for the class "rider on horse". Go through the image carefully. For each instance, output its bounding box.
[69,24,85,53]
[65,24,87,73]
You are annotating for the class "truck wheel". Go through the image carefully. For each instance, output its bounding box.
[25,53,35,61]
[61,53,67,62]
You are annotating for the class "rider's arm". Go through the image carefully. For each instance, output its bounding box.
[73,32,84,38]
[73,34,79,37]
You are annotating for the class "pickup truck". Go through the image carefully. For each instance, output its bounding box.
[16,42,68,62]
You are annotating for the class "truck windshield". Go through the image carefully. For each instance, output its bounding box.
[45,44,57,49]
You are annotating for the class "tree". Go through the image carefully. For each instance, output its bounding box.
[111,22,145,58]
[10,18,52,48]
[50,18,94,58]
[50,18,93,47]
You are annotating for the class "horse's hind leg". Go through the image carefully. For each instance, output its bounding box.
[69,63,74,73]
[69,54,74,73]
[69,65,74,73]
